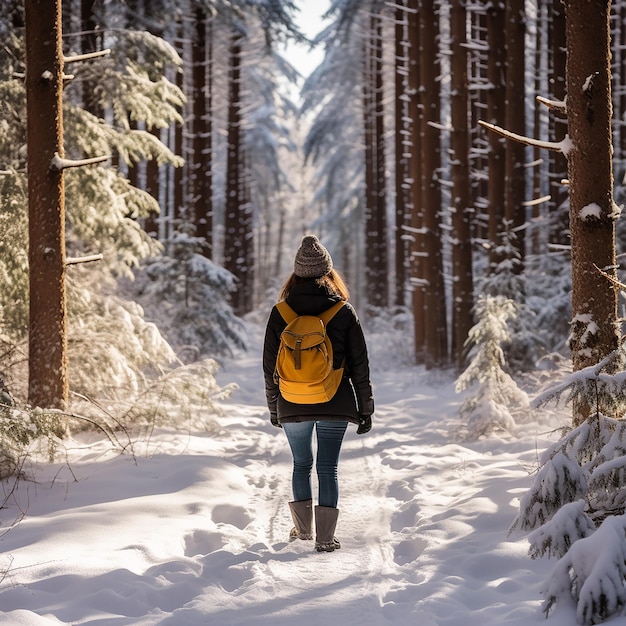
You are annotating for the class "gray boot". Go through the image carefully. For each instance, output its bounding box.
[288,499,313,541]
[314,505,341,552]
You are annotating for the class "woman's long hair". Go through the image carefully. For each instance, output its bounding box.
[279,270,350,302]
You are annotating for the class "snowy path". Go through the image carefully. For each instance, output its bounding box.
[0,323,613,625]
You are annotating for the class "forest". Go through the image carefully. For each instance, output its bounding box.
[2,0,626,623]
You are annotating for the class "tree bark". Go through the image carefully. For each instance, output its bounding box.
[191,8,213,257]
[407,0,425,363]
[420,0,447,367]
[223,34,253,314]
[504,0,526,266]
[486,1,506,271]
[362,10,388,310]
[450,0,474,369]
[563,0,619,425]
[25,0,68,409]
[548,4,569,246]
[372,9,388,308]
[394,0,409,307]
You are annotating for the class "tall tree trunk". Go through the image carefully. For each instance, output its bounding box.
[223,34,253,314]
[173,62,184,233]
[531,0,550,255]
[420,0,447,367]
[394,0,409,307]
[504,0,526,266]
[563,0,619,425]
[361,5,388,311]
[25,0,68,409]
[548,4,569,246]
[486,2,506,271]
[615,3,626,186]
[467,7,488,243]
[362,16,378,309]
[407,0,425,363]
[191,8,213,257]
[372,8,388,308]
[450,0,474,369]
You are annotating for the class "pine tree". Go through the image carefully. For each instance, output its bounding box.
[455,294,529,441]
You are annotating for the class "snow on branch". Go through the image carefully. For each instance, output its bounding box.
[64,49,111,64]
[49,152,110,172]
[66,254,104,266]
[536,95,567,115]
[523,195,551,207]
[527,499,594,559]
[542,514,626,624]
[478,120,572,154]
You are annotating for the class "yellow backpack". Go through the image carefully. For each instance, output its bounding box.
[274,300,345,404]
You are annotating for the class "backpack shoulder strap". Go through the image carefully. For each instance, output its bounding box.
[276,301,297,324]
[319,301,345,325]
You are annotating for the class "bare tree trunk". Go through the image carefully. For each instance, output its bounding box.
[223,34,253,314]
[486,1,506,270]
[614,2,626,187]
[407,0,425,363]
[372,8,388,308]
[450,0,474,369]
[173,62,184,231]
[394,0,409,307]
[361,5,389,311]
[420,0,447,367]
[504,0,526,266]
[25,0,68,409]
[531,0,549,255]
[362,15,379,309]
[548,4,569,246]
[191,8,213,257]
[563,0,619,425]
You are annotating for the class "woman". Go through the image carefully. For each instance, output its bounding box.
[263,235,375,553]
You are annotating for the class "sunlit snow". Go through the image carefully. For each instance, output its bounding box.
[1,319,618,625]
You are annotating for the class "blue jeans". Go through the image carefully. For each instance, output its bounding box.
[282,420,348,508]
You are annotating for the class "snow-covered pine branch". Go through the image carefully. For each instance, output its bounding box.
[541,514,626,624]
[527,499,594,559]
[511,449,589,533]
[532,344,626,421]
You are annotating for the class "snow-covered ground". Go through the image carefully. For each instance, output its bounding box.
[1,321,623,626]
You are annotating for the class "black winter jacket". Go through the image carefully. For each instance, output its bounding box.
[263,281,375,426]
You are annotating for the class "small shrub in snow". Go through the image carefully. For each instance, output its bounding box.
[455,295,529,440]
[131,230,246,361]
[0,402,67,479]
[479,225,542,371]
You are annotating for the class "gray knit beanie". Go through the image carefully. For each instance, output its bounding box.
[293,235,333,278]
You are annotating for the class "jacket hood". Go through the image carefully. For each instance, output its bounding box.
[286,281,342,316]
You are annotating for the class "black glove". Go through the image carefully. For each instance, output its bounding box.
[270,413,282,428]
[356,415,372,435]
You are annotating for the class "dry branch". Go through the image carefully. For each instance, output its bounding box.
[478,120,569,153]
